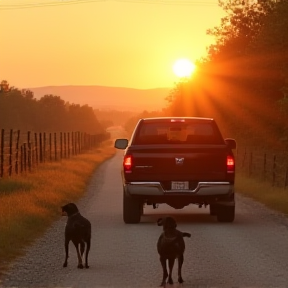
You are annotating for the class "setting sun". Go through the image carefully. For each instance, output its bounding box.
[173,58,196,78]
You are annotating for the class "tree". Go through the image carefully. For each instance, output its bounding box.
[37,95,68,131]
[165,0,288,148]
[206,0,275,62]
[0,80,9,92]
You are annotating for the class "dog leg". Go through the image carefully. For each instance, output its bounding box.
[63,239,70,267]
[177,254,184,283]
[167,258,175,285]
[73,241,84,269]
[160,257,168,286]
[84,240,91,268]
[80,241,85,257]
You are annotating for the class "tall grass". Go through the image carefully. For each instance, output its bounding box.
[0,141,116,275]
[235,173,288,215]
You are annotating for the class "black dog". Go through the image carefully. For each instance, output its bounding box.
[157,216,191,286]
[61,203,91,269]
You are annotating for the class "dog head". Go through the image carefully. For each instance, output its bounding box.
[61,203,79,217]
[157,216,177,230]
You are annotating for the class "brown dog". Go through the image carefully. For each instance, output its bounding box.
[61,203,91,269]
[157,216,191,286]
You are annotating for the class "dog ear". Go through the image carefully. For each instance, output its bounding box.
[61,205,68,216]
[170,217,177,228]
[68,203,78,211]
[157,218,163,226]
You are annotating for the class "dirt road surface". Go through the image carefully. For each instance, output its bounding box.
[1,151,288,288]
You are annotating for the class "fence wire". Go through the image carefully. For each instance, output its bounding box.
[0,129,110,178]
[236,147,288,188]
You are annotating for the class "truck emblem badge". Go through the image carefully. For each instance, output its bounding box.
[175,158,184,165]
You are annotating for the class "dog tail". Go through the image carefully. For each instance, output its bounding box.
[182,232,191,238]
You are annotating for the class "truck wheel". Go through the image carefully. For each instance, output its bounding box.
[217,205,235,223]
[209,204,218,216]
[123,191,142,224]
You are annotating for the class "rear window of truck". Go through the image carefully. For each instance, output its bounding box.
[134,120,225,145]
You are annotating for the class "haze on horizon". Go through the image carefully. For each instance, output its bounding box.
[0,0,225,90]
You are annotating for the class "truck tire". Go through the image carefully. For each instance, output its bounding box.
[209,204,218,216]
[123,190,142,224]
[217,205,235,223]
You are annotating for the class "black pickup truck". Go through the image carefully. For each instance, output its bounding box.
[114,117,236,224]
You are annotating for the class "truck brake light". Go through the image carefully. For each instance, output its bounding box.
[227,155,235,173]
[124,155,132,173]
[171,119,185,122]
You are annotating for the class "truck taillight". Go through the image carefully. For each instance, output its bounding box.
[227,155,235,173]
[171,119,185,122]
[124,155,132,173]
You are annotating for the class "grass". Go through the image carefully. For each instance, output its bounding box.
[235,173,288,215]
[0,140,116,277]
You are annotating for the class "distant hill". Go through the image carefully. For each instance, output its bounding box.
[28,85,172,112]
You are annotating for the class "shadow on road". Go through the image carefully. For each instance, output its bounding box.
[140,206,257,227]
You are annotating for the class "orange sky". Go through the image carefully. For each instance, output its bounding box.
[0,0,225,89]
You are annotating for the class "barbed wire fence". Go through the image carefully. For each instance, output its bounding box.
[0,128,110,178]
[236,147,288,189]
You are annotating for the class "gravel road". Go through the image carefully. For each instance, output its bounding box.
[1,150,288,288]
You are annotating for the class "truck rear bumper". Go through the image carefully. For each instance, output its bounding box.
[124,181,233,196]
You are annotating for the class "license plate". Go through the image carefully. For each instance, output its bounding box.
[171,181,189,190]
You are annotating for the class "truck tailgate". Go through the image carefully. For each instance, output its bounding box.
[129,145,228,181]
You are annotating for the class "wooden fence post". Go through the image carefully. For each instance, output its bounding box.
[20,145,23,173]
[60,132,63,159]
[76,132,79,154]
[64,132,67,158]
[39,133,43,163]
[49,133,52,162]
[54,132,57,161]
[27,131,32,172]
[75,132,80,155]
[9,129,13,176]
[79,132,82,154]
[76,132,79,155]
[1,129,4,178]
[34,132,38,166]
[72,132,75,156]
[67,132,70,158]
[23,143,27,172]
[15,130,20,174]
[43,132,46,163]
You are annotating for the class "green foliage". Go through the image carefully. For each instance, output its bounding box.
[207,0,275,61]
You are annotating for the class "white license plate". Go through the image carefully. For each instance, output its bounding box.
[171,181,189,190]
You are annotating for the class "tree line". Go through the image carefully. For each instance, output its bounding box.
[0,80,104,135]
[125,0,288,151]
[168,0,288,149]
